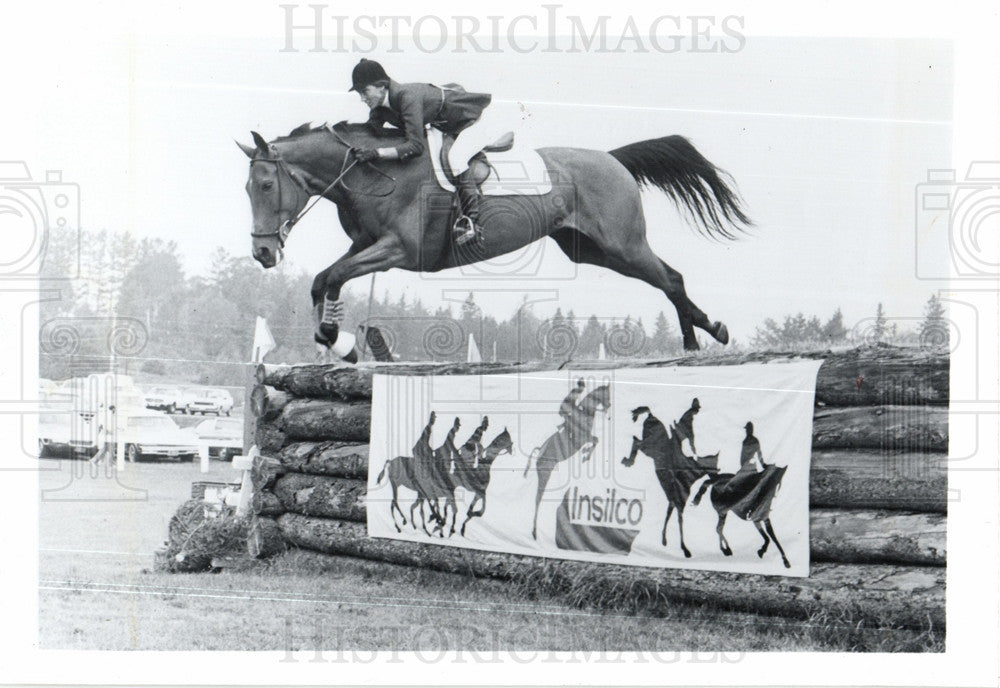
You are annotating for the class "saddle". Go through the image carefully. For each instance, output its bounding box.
[438,131,515,186]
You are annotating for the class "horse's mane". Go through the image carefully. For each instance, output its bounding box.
[273,120,407,148]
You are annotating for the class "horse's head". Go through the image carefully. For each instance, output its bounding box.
[581,384,612,414]
[239,131,311,268]
[488,428,514,457]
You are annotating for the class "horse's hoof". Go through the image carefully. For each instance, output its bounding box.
[682,547,691,558]
[401,517,407,525]
[682,338,699,352]
[722,547,733,557]
[782,558,791,569]
[757,547,766,558]
[711,321,729,345]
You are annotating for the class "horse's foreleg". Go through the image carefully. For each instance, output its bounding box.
[317,235,408,354]
[447,497,457,537]
[622,436,640,466]
[753,520,770,558]
[764,519,791,569]
[716,511,732,556]
[662,503,674,547]
[389,485,404,532]
[460,494,480,537]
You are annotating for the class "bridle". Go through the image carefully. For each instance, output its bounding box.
[249,127,396,248]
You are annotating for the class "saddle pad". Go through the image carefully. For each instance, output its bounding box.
[427,127,553,196]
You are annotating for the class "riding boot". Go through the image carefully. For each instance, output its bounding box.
[453,170,482,245]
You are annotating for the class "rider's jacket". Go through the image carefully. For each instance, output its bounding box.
[365,80,492,161]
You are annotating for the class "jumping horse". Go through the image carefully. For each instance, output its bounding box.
[523,384,612,540]
[239,121,751,358]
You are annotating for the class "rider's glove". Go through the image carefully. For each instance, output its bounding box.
[352,147,379,163]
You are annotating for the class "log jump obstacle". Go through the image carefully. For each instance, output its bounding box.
[235,347,947,632]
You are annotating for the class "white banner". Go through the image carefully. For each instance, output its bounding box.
[368,361,822,577]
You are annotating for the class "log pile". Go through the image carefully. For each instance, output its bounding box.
[241,347,948,631]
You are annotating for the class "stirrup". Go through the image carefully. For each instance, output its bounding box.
[452,215,479,245]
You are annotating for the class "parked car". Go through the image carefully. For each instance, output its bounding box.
[144,385,186,413]
[119,412,200,462]
[194,417,243,460]
[185,388,234,416]
[38,407,98,458]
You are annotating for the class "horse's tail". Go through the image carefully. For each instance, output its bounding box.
[523,447,540,478]
[692,475,719,506]
[376,458,393,485]
[609,136,752,240]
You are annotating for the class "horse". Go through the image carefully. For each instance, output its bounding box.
[448,422,514,536]
[692,463,791,568]
[375,453,422,533]
[621,406,719,558]
[410,415,464,537]
[375,410,450,534]
[239,121,751,359]
[523,384,611,540]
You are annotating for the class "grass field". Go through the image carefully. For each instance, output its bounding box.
[39,455,938,652]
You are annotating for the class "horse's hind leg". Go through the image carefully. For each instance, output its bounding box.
[676,507,692,558]
[716,511,732,556]
[530,463,553,540]
[764,519,791,569]
[753,520,770,558]
[661,503,674,547]
[549,228,724,351]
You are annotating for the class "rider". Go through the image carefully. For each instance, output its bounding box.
[558,378,586,430]
[674,398,700,457]
[348,58,493,245]
[727,421,768,491]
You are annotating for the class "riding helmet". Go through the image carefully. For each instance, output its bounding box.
[349,58,390,92]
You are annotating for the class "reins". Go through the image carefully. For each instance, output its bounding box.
[249,126,396,247]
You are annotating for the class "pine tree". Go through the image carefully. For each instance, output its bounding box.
[872,303,887,343]
[579,315,604,358]
[920,293,949,349]
[822,308,848,343]
[650,311,673,355]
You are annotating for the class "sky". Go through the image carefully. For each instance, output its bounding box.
[4,7,957,344]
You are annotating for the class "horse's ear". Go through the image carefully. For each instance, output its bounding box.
[250,131,269,151]
[235,139,257,158]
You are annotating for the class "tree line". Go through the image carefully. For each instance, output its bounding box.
[38,227,949,386]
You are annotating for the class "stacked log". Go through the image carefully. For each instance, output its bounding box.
[245,347,948,630]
